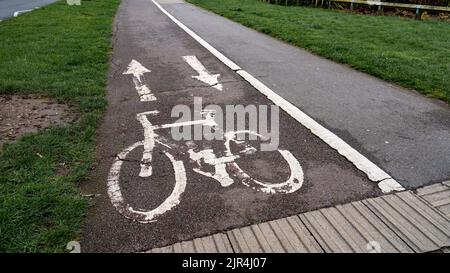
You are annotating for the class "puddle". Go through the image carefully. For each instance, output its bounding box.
[0,95,78,147]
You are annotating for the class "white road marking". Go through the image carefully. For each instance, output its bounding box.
[183,55,223,90]
[189,149,235,187]
[224,130,304,194]
[136,110,217,178]
[108,141,187,223]
[136,111,159,177]
[378,178,405,193]
[13,9,34,17]
[157,116,218,130]
[187,130,304,194]
[151,0,404,193]
[236,70,401,193]
[151,0,241,71]
[123,59,156,101]
[110,112,304,222]
[66,241,81,253]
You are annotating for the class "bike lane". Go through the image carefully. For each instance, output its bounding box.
[81,0,385,252]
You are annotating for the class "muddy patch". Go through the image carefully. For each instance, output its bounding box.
[0,95,78,147]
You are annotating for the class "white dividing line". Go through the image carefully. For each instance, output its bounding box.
[123,59,157,101]
[183,55,223,91]
[151,0,241,71]
[237,70,404,193]
[151,0,404,193]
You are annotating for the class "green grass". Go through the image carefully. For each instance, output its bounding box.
[0,0,120,252]
[188,0,450,102]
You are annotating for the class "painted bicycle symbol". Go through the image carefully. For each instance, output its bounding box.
[107,110,304,223]
[107,57,305,223]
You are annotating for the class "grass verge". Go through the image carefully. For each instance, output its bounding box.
[187,0,450,102]
[0,0,120,252]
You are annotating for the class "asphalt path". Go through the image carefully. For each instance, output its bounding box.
[160,0,450,188]
[0,0,57,20]
[81,0,381,252]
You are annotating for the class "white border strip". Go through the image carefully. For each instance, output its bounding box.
[237,70,404,193]
[151,0,404,193]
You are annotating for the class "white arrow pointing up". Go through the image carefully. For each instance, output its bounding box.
[183,55,223,91]
[123,59,156,102]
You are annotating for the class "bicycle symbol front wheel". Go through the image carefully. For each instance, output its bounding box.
[225,130,304,194]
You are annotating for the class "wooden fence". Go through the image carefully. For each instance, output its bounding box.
[260,0,450,19]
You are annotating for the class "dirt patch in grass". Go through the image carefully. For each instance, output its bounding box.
[0,95,78,147]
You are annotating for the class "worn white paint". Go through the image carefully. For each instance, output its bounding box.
[241,146,257,155]
[107,111,222,222]
[224,130,304,194]
[229,149,303,194]
[136,110,217,178]
[13,9,33,17]
[66,241,81,253]
[157,115,218,130]
[183,55,223,91]
[189,148,236,187]
[151,0,241,71]
[378,178,405,193]
[109,112,304,222]
[152,0,405,193]
[108,141,187,223]
[236,70,404,192]
[123,59,156,101]
[187,131,304,194]
[136,111,159,177]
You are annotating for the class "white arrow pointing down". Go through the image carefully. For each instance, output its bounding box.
[183,55,223,91]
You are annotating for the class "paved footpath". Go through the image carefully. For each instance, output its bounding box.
[81,0,449,252]
[0,0,57,20]
[161,0,450,189]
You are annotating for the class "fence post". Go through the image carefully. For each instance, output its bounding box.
[415,7,422,20]
[377,4,382,14]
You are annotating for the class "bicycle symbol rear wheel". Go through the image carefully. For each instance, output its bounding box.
[107,141,187,223]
